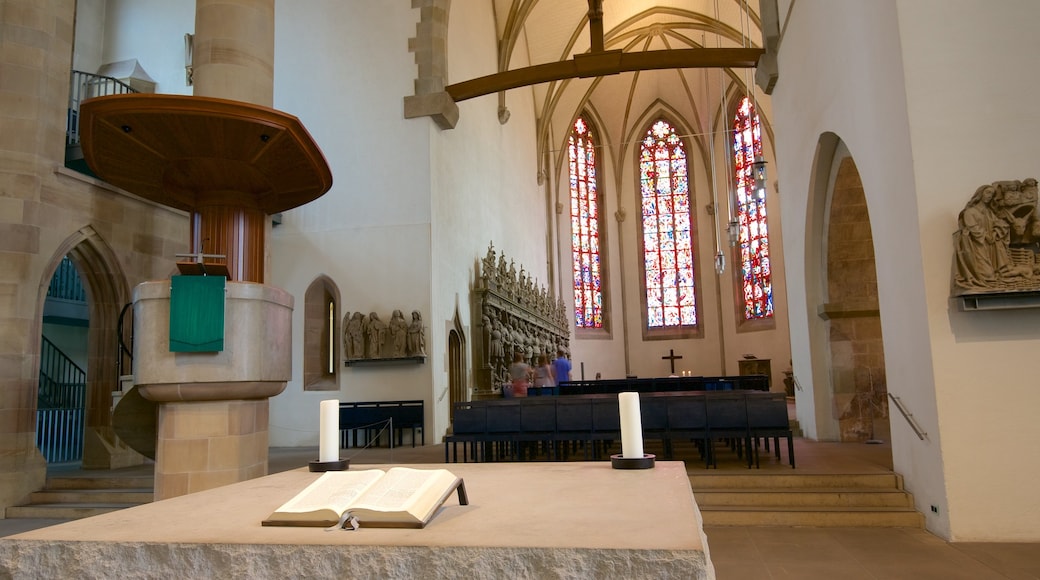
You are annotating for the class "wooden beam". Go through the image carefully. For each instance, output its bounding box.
[445,48,764,102]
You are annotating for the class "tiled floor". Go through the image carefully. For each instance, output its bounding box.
[3,439,1039,579]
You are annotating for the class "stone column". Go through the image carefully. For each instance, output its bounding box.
[189,0,274,284]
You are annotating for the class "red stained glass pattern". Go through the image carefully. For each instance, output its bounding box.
[733,97,773,320]
[640,120,696,328]
[569,117,603,328]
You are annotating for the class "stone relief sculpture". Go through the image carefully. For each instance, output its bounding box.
[343,308,426,363]
[475,242,570,392]
[953,178,1040,295]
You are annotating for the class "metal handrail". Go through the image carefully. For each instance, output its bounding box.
[888,393,927,441]
[67,70,138,147]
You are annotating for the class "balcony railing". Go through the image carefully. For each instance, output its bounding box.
[67,70,138,148]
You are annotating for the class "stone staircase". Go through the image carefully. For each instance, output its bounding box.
[4,474,153,521]
[691,472,924,527]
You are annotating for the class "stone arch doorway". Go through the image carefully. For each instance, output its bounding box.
[806,136,891,448]
[36,227,141,469]
[447,307,467,423]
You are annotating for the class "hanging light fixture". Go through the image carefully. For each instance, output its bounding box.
[753,154,768,200]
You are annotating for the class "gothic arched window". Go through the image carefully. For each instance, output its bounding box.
[733,96,773,320]
[569,116,603,329]
[640,119,696,329]
[304,276,339,391]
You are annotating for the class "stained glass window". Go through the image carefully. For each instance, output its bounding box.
[569,117,603,328]
[640,119,696,328]
[733,96,773,320]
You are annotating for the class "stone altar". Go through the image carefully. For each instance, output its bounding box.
[0,462,714,579]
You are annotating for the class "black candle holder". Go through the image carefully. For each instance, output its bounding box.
[610,453,656,469]
[309,458,350,472]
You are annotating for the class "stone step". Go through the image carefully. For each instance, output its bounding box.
[689,472,903,490]
[29,489,153,505]
[5,503,139,520]
[44,475,154,491]
[699,505,925,527]
[694,488,914,508]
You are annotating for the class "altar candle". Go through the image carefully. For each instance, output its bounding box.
[319,399,339,462]
[619,392,644,459]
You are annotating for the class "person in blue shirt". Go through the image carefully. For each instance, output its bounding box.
[551,348,572,386]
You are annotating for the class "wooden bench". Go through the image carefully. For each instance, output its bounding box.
[339,400,424,448]
[444,391,793,468]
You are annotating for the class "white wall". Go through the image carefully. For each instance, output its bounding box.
[103,0,194,94]
[429,1,550,434]
[268,0,433,446]
[772,0,1040,541]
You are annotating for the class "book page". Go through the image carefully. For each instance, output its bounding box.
[268,469,385,521]
[349,467,459,522]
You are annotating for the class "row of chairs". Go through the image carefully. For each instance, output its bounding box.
[445,391,794,468]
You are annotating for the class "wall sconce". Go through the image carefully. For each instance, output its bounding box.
[727,218,739,247]
[714,251,725,275]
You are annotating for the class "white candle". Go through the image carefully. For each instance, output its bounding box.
[619,392,644,459]
[319,399,339,462]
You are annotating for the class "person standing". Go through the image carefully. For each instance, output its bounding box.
[507,351,532,398]
[551,348,572,386]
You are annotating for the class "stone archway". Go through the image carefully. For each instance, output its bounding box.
[820,157,889,443]
[38,226,142,469]
[447,307,467,422]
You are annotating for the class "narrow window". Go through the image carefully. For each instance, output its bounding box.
[304,277,339,391]
[733,97,773,320]
[569,116,603,329]
[640,119,696,329]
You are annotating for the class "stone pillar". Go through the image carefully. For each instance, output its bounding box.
[192,0,274,107]
[0,0,70,511]
[134,281,292,500]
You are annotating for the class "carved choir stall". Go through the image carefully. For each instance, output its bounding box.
[952,178,1040,309]
[474,243,570,397]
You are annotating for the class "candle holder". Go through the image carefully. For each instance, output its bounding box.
[610,453,656,470]
[309,458,350,472]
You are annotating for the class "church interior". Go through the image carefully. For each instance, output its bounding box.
[2,0,1040,575]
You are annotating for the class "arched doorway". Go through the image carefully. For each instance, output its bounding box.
[36,227,141,469]
[448,308,467,423]
[806,137,891,449]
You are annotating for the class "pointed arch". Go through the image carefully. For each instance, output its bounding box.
[636,115,702,338]
[303,275,340,391]
[568,112,607,331]
[35,226,132,468]
[448,306,467,422]
[731,95,774,323]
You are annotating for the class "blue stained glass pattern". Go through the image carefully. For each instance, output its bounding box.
[640,119,697,328]
[733,97,773,321]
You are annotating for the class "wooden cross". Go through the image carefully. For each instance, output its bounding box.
[662,349,683,374]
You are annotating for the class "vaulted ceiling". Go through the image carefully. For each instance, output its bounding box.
[482,0,769,185]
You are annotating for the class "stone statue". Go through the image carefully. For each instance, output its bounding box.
[389,309,408,357]
[365,312,387,358]
[482,243,497,288]
[406,310,426,356]
[343,311,364,359]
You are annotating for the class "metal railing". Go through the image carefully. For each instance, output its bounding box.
[47,256,87,302]
[67,70,137,147]
[37,336,86,463]
[888,393,927,441]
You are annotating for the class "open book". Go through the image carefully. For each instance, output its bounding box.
[262,467,466,529]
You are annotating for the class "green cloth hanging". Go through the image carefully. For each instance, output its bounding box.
[169,275,225,352]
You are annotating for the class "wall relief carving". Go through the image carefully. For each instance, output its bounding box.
[475,242,570,393]
[952,178,1040,296]
[344,309,425,364]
